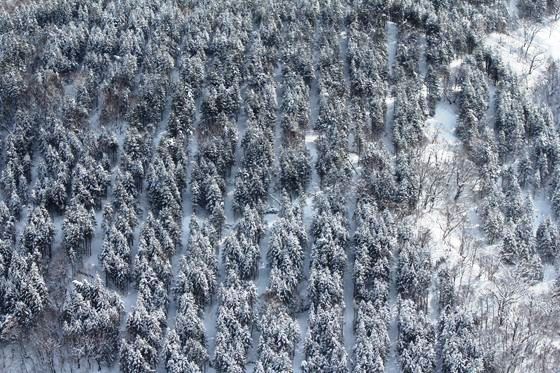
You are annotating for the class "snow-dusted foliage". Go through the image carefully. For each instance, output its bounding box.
[2,0,560,372]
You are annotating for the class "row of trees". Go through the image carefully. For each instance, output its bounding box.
[2,0,560,371]
[352,201,393,372]
[164,218,217,372]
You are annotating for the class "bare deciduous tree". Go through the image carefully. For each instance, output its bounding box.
[520,20,543,60]
[527,50,545,75]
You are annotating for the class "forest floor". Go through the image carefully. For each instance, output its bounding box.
[384,19,400,373]
[486,15,560,88]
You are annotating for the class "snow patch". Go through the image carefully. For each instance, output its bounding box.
[533,191,552,226]
[485,17,560,88]
[386,21,398,78]
[383,96,396,153]
[532,264,557,294]
[305,133,318,143]
[424,101,460,149]
[449,58,464,70]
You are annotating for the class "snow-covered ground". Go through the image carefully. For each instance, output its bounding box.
[6,2,560,372]
[417,56,488,313]
[424,101,460,150]
[383,21,398,154]
[484,13,560,294]
[418,98,462,257]
[205,94,248,373]
[485,16,560,87]
[417,94,491,317]
[384,19,400,373]
[294,131,318,371]
[385,241,401,373]
[386,22,398,78]
[415,47,560,372]
[507,0,520,19]
[340,18,356,364]
[293,22,323,372]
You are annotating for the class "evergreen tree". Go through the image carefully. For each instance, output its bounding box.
[439,309,484,373]
[536,218,559,263]
[62,278,124,365]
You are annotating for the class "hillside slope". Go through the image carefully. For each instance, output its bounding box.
[1,0,560,372]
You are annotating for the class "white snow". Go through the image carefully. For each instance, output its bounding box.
[383,21,399,154]
[384,20,400,373]
[63,80,78,100]
[308,36,321,128]
[82,208,104,276]
[205,115,245,369]
[383,96,396,154]
[289,153,320,371]
[532,264,557,294]
[507,0,520,20]
[340,19,357,364]
[203,298,219,373]
[88,91,104,130]
[385,240,400,373]
[348,153,359,165]
[449,58,463,70]
[342,26,356,361]
[485,81,497,130]
[485,16,560,88]
[52,216,65,252]
[424,101,460,149]
[342,240,355,363]
[245,58,288,373]
[415,54,560,372]
[303,28,322,197]
[121,290,138,318]
[293,22,324,373]
[304,133,318,143]
[10,4,560,373]
[386,22,398,78]
[273,63,284,164]
[418,94,464,264]
[418,34,428,80]
[533,191,553,226]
